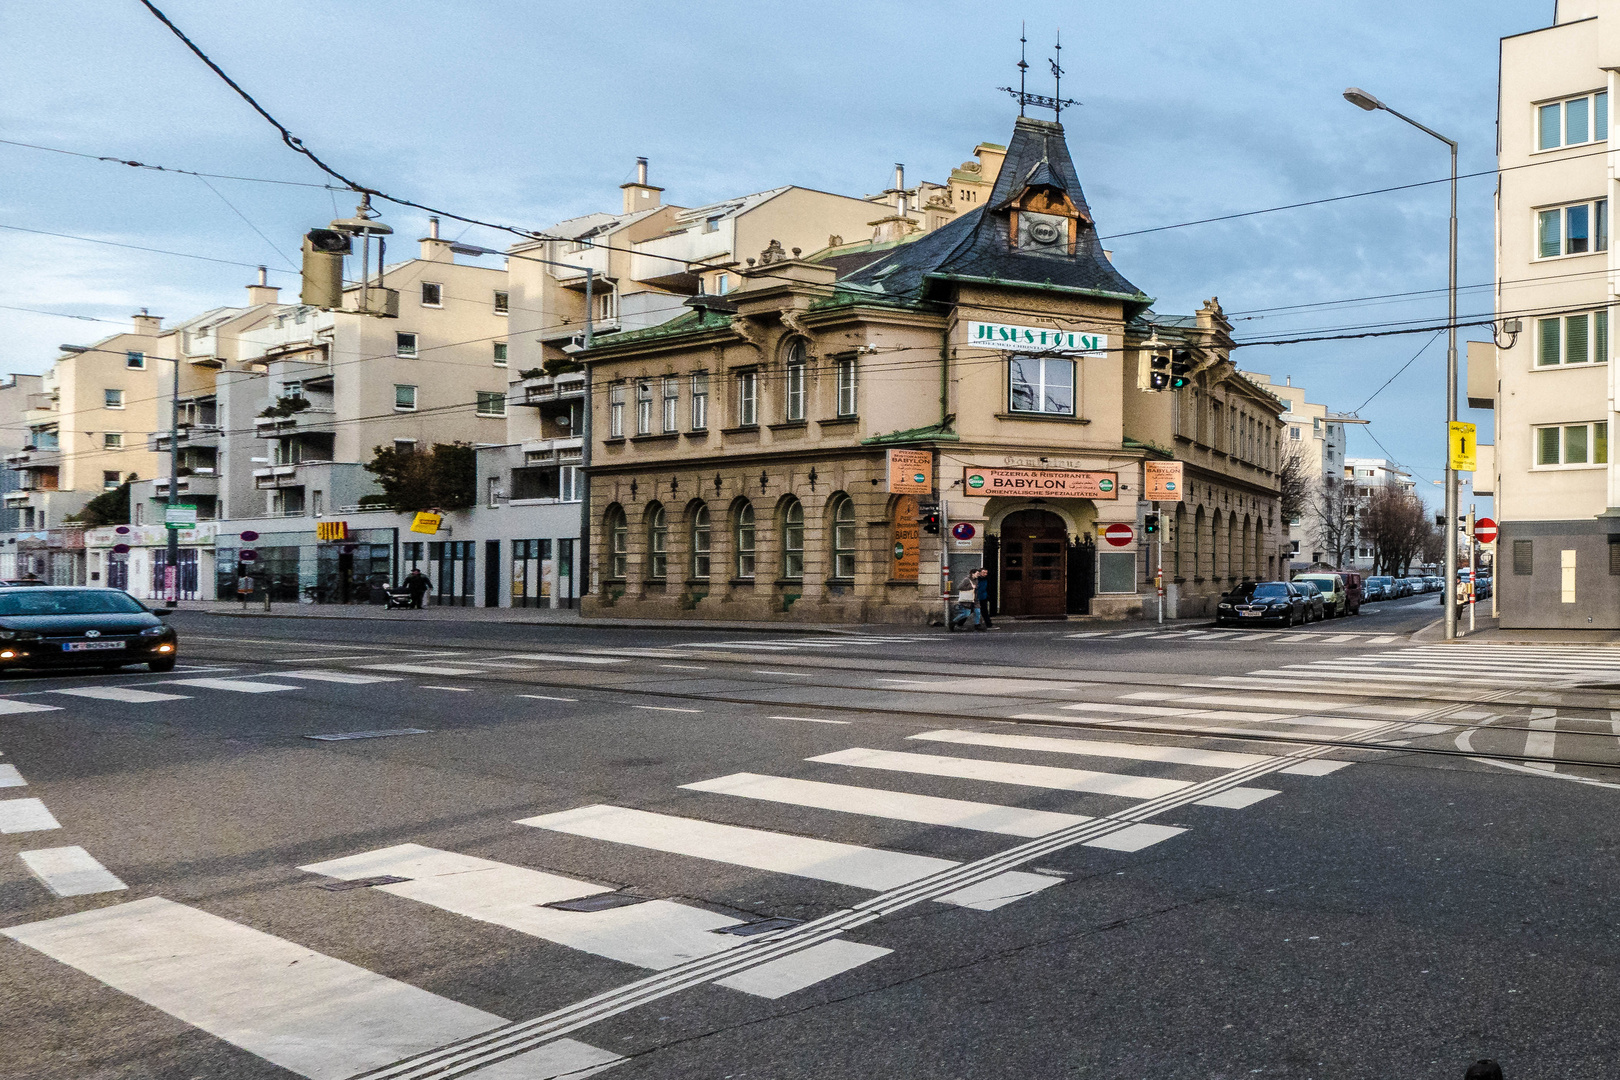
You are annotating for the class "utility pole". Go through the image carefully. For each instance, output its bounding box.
[164,352,180,605]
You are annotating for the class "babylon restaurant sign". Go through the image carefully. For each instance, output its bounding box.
[963,467,1118,500]
[967,321,1107,356]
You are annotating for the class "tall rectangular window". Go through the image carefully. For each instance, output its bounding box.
[394,384,417,411]
[560,464,580,502]
[1567,95,1590,145]
[1567,313,1590,363]
[493,291,510,314]
[691,372,708,430]
[785,356,806,421]
[737,371,757,426]
[492,342,508,366]
[662,376,678,432]
[836,358,857,417]
[396,332,418,357]
[1008,355,1075,415]
[104,389,124,409]
[1539,209,1561,258]
[1568,204,1590,253]
[636,380,652,434]
[608,384,624,438]
[421,282,442,307]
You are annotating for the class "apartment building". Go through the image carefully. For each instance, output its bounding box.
[1486,1,1620,626]
[1342,457,1417,571]
[4,312,166,531]
[1240,371,1351,568]
[573,114,1284,624]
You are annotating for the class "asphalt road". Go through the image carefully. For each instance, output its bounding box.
[4,592,1616,1080]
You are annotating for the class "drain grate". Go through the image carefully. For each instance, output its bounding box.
[305,728,431,742]
[545,893,650,912]
[319,875,409,891]
[717,917,802,937]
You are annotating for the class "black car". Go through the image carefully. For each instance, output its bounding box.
[1216,581,1308,627]
[0,587,177,673]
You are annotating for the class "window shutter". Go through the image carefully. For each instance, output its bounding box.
[1597,422,1609,465]
[1540,103,1562,150]
[1539,317,1561,365]
[1597,310,1609,363]
[1598,92,1610,143]
[1514,540,1533,575]
[1566,314,1590,363]
[1567,95,1590,144]
[1539,210,1562,258]
[1538,426,1561,465]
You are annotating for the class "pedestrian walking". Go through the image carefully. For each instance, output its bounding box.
[973,567,995,630]
[403,567,432,610]
[950,571,977,631]
[235,571,255,609]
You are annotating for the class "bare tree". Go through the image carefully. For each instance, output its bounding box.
[1311,477,1356,569]
[1362,488,1430,575]
[1418,516,1445,568]
[1277,440,1313,526]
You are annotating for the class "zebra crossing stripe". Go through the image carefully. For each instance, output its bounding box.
[907,728,1273,770]
[357,712,1433,1080]
[50,687,191,703]
[18,846,127,897]
[166,678,300,694]
[809,746,1193,800]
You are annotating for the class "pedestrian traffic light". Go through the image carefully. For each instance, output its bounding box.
[1143,511,1160,534]
[1169,348,1193,389]
[922,510,941,534]
[1137,350,1171,392]
[301,228,351,308]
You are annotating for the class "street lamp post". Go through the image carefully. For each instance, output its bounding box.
[1343,87,1460,640]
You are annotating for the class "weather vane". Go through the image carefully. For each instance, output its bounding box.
[997,24,1078,119]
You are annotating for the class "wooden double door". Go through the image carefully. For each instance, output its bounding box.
[998,510,1068,617]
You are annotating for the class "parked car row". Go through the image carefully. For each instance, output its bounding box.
[1215,570,1363,626]
[1362,575,1445,601]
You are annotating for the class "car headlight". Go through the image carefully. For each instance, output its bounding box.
[1218,603,1232,609]
[140,626,169,637]
[0,630,39,641]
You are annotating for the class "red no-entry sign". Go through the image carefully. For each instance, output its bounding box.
[1474,517,1497,544]
[1103,523,1135,547]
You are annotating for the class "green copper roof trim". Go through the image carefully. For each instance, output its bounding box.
[860,422,960,446]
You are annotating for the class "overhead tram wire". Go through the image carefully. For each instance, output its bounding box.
[0,138,343,190]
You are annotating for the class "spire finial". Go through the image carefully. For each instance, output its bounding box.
[997,23,1078,120]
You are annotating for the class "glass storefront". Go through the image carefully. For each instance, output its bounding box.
[216,528,396,603]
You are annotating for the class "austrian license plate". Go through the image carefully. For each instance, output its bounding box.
[63,641,126,652]
[1239,610,1263,617]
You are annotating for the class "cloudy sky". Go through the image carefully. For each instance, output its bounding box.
[1,0,1548,508]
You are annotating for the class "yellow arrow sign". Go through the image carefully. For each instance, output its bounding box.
[1449,421,1477,472]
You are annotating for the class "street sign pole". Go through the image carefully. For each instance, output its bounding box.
[1154,501,1163,625]
[940,497,951,628]
[1468,504,1477,635]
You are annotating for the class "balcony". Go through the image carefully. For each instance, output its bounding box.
[520,436,584,465]
[254,406,336,438]
[517,373,587,405]
[149,424,223,453]
[154,472,220,498]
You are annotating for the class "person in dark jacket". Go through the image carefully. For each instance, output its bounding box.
[973,567,995,630]
[403,568,432,609]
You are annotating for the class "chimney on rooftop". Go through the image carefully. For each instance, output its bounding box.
[419,216,454,262]
[620,156,664,214]
[429,216,440,239]
[894,163,905,190]
[132,308,161,337]
[246,264,280,306]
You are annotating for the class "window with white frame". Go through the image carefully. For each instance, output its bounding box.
[836,357,857,417]
[662,376,679,433]
[103,432,123,449]
[830,495,856,579]
[785,341,807,421]
[647,505,668,579]
[494,291,509,315]
[560,464,580,502]
[691,372,708,430]
[1289,426,1301,441]
[421,282,442,307]
[1008,355,1074,415]
[126,351,146,369]
[703,215,723,234]
[1537,199,1609,257]
[104,388,124,410]
[1536,310,1609,366]
[609,384,625,438]
[737,370,758,427]
[102,470,120,490]
[493,342,508,366]
[690,505,711,580]
[781,498,804,580]
[476,391,506,418]
[396,332,418,357]
[636,380,653,434]
[1536,421,1608,467]
[734,502,755,579]
[394,384,417,411]
[1539,90,1609,151]
[393,438,417,455]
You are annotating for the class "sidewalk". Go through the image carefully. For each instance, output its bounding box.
[1410,606,1620,644]
[175,599,1214,636]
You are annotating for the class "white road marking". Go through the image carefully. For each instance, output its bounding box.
[420,685,475,692]
[714,939,892,999]
[0,798,61,832]
[1110,631,1156,639]
[1082,823,1188,852]
[50,686,192,703]
[519,804,958,893]
[0,897,626,1080]
[0,764,24,787]
[301,844,746,972]
[631,705,702,714]
[0,699,63,715]
[1524,709,1558,771]
[909,728,1275,770]
[1194,787,1279,809]
[482,653,630,665]
[1322,634,1358,643]
[1280,759,1354,776]
[753,670,812,676]
[19,846,127,896]
[658,664,709,671]
[683,772,1089,838]
[359,664,490,676]
[167,678,300,694]
[1369,635,1398,644]
[768,715,850,725]
[810,747,1197,801]
[1064,631,1107,638]
[276,671,404,685]
[520,694,579,702]
[934,871,1063,910]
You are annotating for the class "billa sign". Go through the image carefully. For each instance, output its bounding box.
[410,511,443,535]
[967,321,1107,356]
[963,467,1118,499]
[1143,460,1184,502]
[887,448,933,495]
[315,520,350,542]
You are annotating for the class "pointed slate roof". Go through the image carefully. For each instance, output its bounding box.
[836,116,1149,316]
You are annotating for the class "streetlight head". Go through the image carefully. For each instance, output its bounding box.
[1343,87,1382,112]
[448,243,491,256]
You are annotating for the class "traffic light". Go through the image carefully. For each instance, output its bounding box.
[1137,350,1171,392]
[922,509,941,534]
[301,228,351,308]
[1143,511,1160,534]
[1169,348,1193,389]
